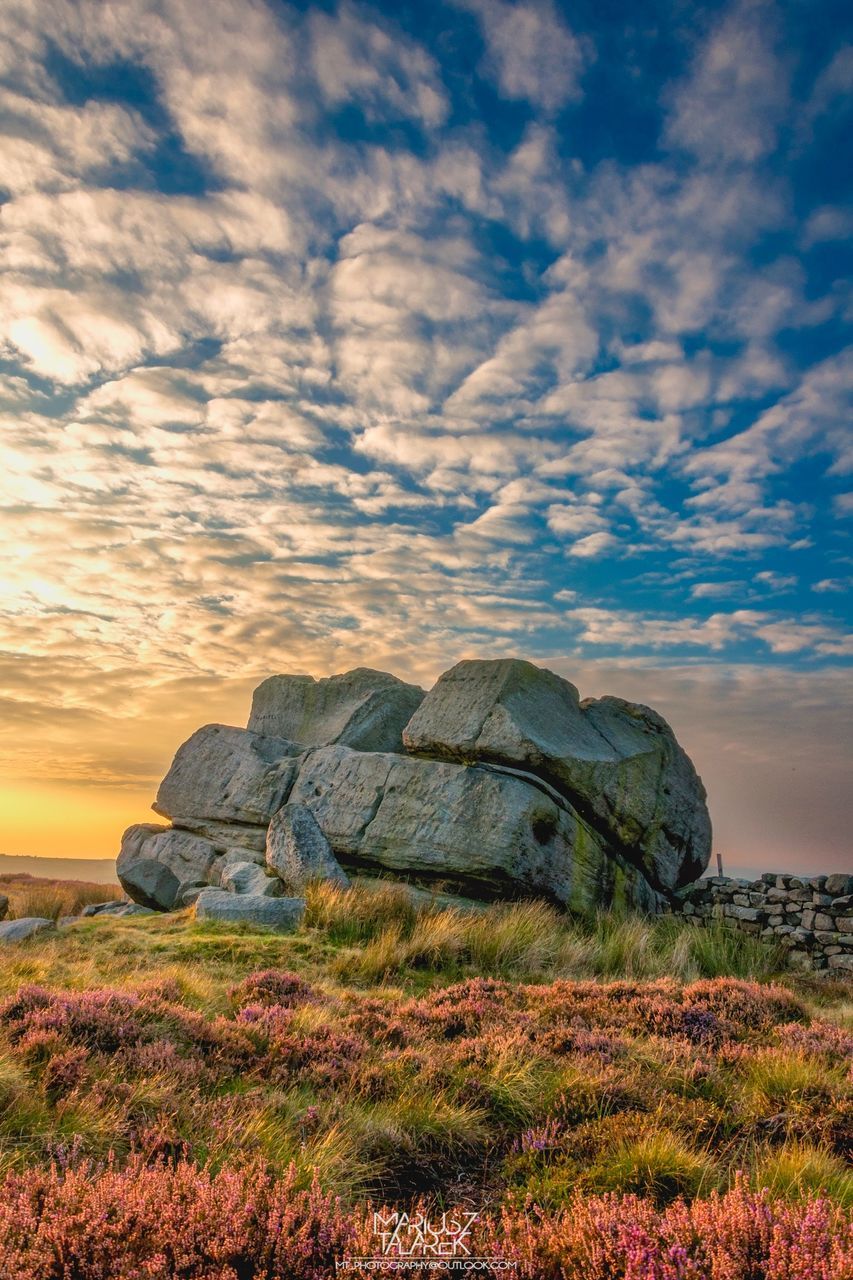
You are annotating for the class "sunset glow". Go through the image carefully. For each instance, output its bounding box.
[1,0,850,873]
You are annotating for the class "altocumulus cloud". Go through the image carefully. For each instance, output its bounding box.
[0,0,850,871]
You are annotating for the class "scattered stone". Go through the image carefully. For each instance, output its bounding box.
[219,860,282,897]
[194,888,305,932]
[81,900,155,918]
[0,917,56,943]
[0,894,8,921]
[180,885,207,906]
[266,802,350,893]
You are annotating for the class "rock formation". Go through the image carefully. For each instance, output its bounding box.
[117,660,712,916]
[248,668,424,752]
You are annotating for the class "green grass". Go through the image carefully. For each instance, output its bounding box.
[0,883,848,1210]
[753,1142,853,1208]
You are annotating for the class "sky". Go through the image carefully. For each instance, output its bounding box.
[0,0,851,877]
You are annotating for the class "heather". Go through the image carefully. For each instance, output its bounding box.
[0,1160,849,1279]
[0,883,850,1274]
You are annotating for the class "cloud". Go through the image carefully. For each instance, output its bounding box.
[309,3,448,126]
[0,0,849,875]
[566,531,617,559]
[460,0,587,113]
[665,0,789,165]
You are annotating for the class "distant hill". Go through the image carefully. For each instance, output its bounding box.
[0,854,118,884]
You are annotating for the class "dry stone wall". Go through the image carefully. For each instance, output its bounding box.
[675,873,853,975]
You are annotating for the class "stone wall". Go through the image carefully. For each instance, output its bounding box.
[675,873,853,975]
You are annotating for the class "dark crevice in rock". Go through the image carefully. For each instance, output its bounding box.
[332,849,558,906]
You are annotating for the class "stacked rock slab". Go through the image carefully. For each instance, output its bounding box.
[403,660,711,892]
[118,660,712,916]
[288,744,661,912]
[248,668,425,751]
[676,874,853,974]
[118,670,421,910]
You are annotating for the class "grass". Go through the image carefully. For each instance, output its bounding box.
[308,880,787,984]
[0,879,848,1228]
[591,1125,719,1201]
[1,874,121,921]
[753,1142,853,1208]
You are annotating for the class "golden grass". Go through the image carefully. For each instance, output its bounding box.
[2,876,121,921]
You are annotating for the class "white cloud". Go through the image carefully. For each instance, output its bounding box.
[460,0,587,113]
[665,0,789,164]
[567,531,617,559]
[309,3,448,126]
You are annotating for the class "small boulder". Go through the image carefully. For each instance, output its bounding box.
[180,885,207,907]
[266,803,351,893]
[0,893,8,921]
[220,860,282,897]
[0,917,56,944]
[194,888,305,932]
[117,825,220,910]
[82,901,155,918]
[248,668,424,753]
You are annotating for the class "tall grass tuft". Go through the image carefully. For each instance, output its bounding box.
[754,1142,853,1208]
[10,879,122,921]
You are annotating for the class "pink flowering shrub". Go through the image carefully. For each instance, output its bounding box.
[0,1160,848,1280]
[229,968,315,1010]
[0,970,844,1209]
[0,983,257,1074]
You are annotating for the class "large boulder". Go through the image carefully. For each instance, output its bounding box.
[402,659,711,890]
[154,724,301,830]
[248,668,424,753]
[288,744,662,912]
[194,888,306,931]
[266,803,351,893]
[117,824,220,910]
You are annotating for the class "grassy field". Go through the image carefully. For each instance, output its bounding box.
[0,880,850,1276]
[0,873,122,921]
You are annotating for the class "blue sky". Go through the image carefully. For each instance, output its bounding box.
[0,0,851,872]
